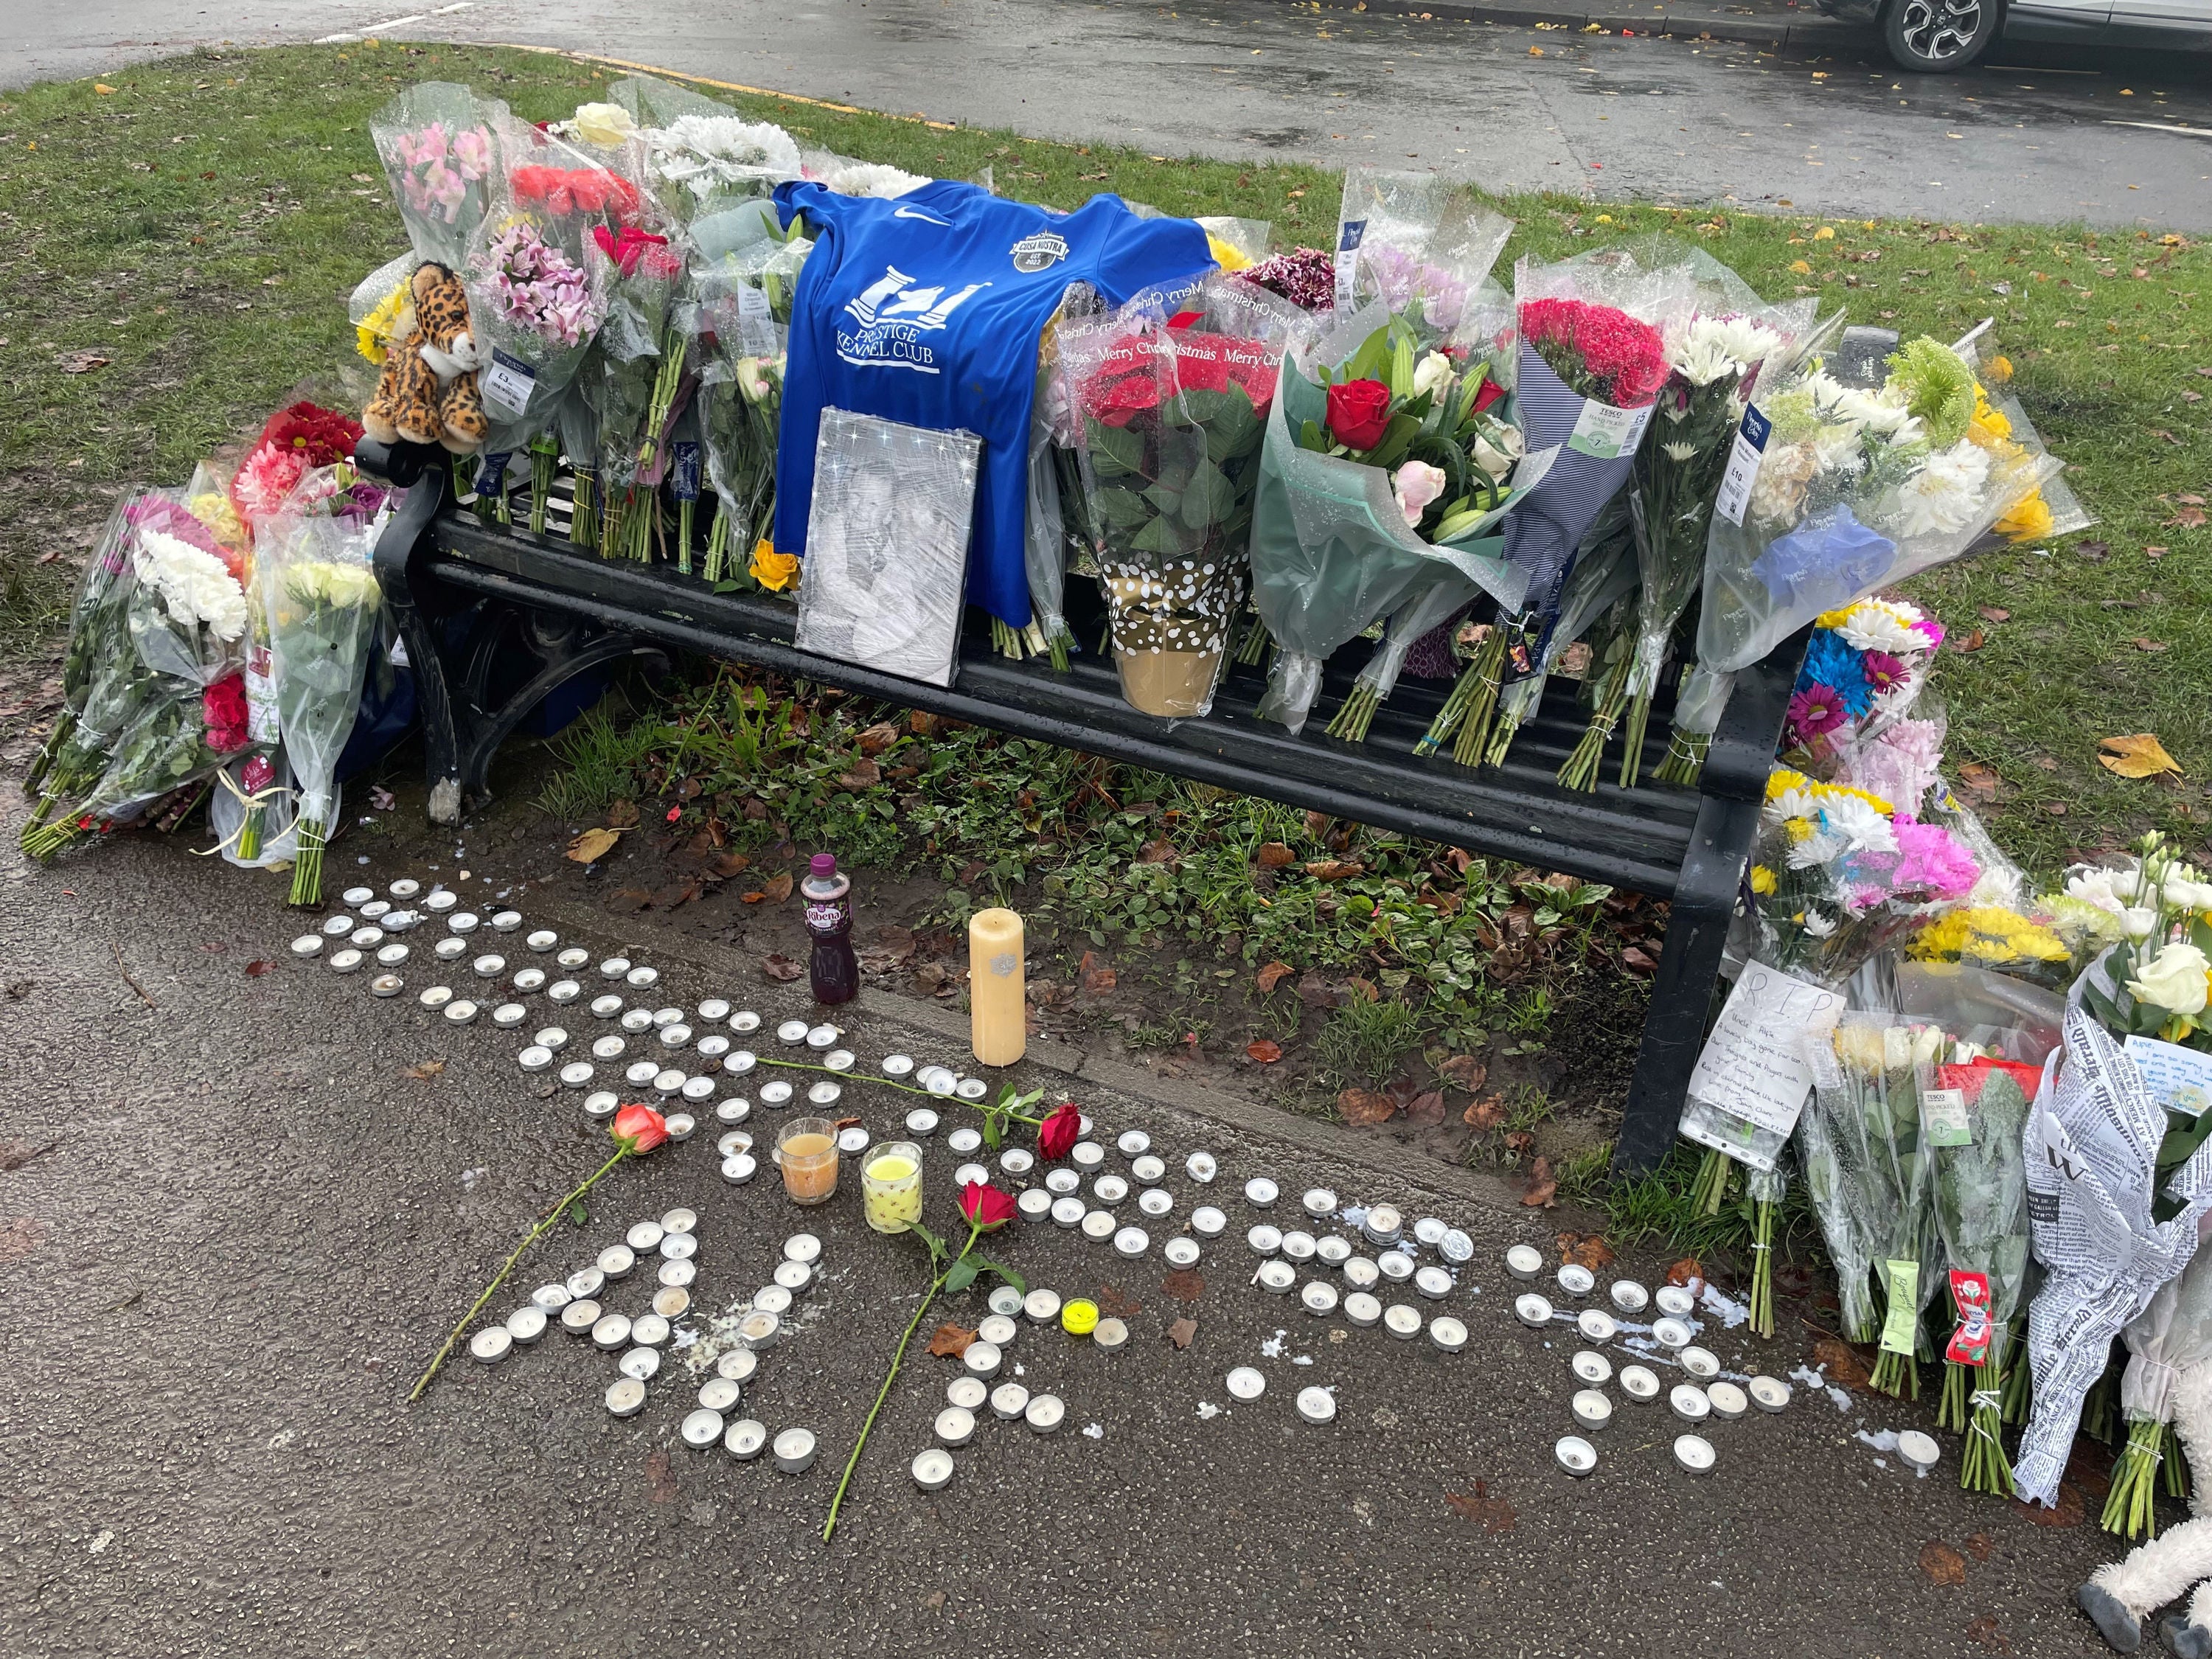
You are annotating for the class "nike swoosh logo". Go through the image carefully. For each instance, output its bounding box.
[892,206,952,224]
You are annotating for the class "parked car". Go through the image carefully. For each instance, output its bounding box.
[1815,0,2212,72]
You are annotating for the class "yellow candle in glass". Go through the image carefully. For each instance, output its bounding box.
[862,1144,924,1234]
[969,906,1026,1068]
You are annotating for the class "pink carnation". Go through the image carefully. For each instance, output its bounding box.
[1887,818,1981,902]
[232,444,308,527]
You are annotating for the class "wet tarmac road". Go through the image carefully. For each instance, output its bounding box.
[7,0,2211,226]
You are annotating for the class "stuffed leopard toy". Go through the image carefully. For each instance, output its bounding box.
[363,260,487,454]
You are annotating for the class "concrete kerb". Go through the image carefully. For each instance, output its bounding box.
[1258,0,1857,52]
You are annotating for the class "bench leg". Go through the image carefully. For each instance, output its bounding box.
[369,471,467,825]
[1612,791,1756,1175]
[452,616,669,807]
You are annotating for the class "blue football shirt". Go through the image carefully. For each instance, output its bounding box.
[773,180,1213,629]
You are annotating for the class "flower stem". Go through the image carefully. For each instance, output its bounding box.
[754,1057,1046,1130]
[408,1146,630,1402]
[1654,726,1708,787]
[821,1221,981,1542]
[288,817,327,906]
[1325,684,1380,743]
[2102,1416,2166,1539]
[1747,1196,1775,1340]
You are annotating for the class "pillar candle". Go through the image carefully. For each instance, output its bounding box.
[968,907,1026,1067]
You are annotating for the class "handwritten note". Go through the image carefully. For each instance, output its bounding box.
[1683,961,1846,1152]
[2126,1034,2212,1119]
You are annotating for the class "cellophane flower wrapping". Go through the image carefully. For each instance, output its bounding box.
[464,116,636,443]
[1606,257,1817,783]
[1494,247,1696,674]
[2109,1236,2212,1528]
[259,514,383,902]
[1801,1017,1948,1343]
[1667,335,2065,774]
[687,212,811,579]
[1025,282,1106,663]
[2068,832,2212,1055]
[607,72,800,224]
[1785,597,1945,791]
[1061,274,1307,717]
[371,82,505,266]
[582,224,689,557]
[1246,297,1551,734]
[23,493,157,829]
[1332,166,1512,327]
[1467,501,1639,762]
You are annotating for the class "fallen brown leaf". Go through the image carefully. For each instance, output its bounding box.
[1622,945,1658,975]
[1338,1087,1398,1127]
[605,799,641,828]
[740,891,767,904]
[763,872,794,902]
[2099,733,2183,782]
[0,1138,60,1172]
[2165,505,2207,529]
[1303,809,1332,839]
[1079,951,1117,994]
[1166,1316,1197,1350]
[1963,1613,2013,1654]
[856,720,900,756]
[403,1060,446,1080]
[566,825,624,864]
[1404,1089,1445,1127]
[1161,1268,1206,1302]
[1098,1285,1142,1320]
[1958,761,2001,796]
[607,886,654,914]
[1438,1054,1487,1092]
[1517,1156,1557,1208]
[1255,842,1295,869]
[1255,959,1295,993]
[762,954,804,982]
[1138,838,1178,865]
[927,1324,978,1358]
[709,852,751,879]
[1557,1231,1615,1271]
[1464,1093,1506,1130]
[1977,605,2011,623]
[1964,1532,1994,1562]
[1955,627,1986,652]
[2076,540,2110,563]
[58,349,110,374]
[835,758,882,792]
[1666,1257,1708,1296]
[644,1447,678,1505]
[1812,1335,1871,1388]
[1503,1129,1536,1156]
[1919,1541,1967,1587]
[2132,638,2170,653]
[243,959,274,977]
[1344,975,1380,1004]
[1245,1038,1283,1065]
[1304,859,1365,881]
[1444,1481,1517,1532]
[0,1217,47,1267]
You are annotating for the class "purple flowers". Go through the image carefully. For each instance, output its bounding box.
[1787,683,1850,747]
[390,121,493,225]
[484,223,602,348]
[1240,248,1335,313]
[1359,241,1470,334]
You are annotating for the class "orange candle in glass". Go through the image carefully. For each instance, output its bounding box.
[775,1116,840,1206]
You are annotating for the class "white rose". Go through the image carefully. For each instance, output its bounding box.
[2129,942,2211,1018]
[1411,351,1455,403]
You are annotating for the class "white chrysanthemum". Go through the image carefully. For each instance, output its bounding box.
[1810,422,1865,479]
[1833,599,1925,654]
[133,527,248,641]
[1748,442,1820,525]
[650,115,802,193]
[1801,911,1838,939]
[1662,440,1699,463]
[821,161,929,199]
[1820,793,1898,859]
[1669,314,1782,386]
[1887,439,1993,539]
[2066,866,2129,917]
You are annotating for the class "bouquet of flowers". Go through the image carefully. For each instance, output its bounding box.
[687,215,810,582]
[1330,167,1512,326]
[613,71,800,222]
[21,500,252,860]
[583,223,689,562]
[1801,1018,1947,1353]
[371,82,502,266]
[1560,279,1809,790]
[1061,274,1306,717]
[259,515,383,905]
[1927,1054,2036,1492]
[2072,833,2212,1056]
[1248,296,1552,735]
[23,495,145,807]
[230,402,365,541]
[1909,905,2076,993]
[1781,597,1945,774]
[1239,247,1335,314]
[2104,1240,2212,1537]
[1658,335,2062,785]
[1436,247,1694,765]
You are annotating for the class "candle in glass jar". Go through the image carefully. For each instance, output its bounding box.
[774,1117,841,1206]
[968,908,1026,1067]
[862,1143,925,1234]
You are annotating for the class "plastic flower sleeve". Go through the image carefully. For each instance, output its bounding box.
[2107,1245,2212,1532]
[370,82,505,266]
[1333,166,1512,333]
[609,73,800,223]
[258,515,383,904]
[793,410,982,689]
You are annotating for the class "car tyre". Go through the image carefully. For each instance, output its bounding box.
[1882,0,2002,70]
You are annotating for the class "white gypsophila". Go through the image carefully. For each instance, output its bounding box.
[821,161,929,199]
[1887,439,1994,540]
[133,527,248,641]
[649,115,802,194]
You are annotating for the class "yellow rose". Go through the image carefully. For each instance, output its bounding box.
[751,540,799,592]
[1750,865,1777,895]
[1994,492,2053,543]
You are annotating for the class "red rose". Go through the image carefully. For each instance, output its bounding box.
[1326,378,1393,451]
[611,1102,669,1154]
[1036,1102,1082,1161]
[202,674,249,754]
[1470,375,1506,415]
[959,1180,1018,1233]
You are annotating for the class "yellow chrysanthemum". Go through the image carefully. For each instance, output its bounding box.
[1994,492,2053,543]
[1206,232,1253,274]
[188,491,248,554]
[751,540,799,592]
[1909,905,2070,967]
[356,276,410,367]
[1750,865,1777,895]
[1784,817,1815,844]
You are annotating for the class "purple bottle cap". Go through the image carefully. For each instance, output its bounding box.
[810,854,837,877]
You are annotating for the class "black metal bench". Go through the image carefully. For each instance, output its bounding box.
[361,439,1805,1174]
